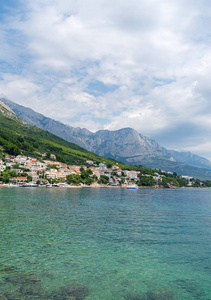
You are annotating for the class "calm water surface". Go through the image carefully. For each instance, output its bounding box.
[0,187,211,299]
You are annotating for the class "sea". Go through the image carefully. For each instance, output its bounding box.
[0,187,211,300]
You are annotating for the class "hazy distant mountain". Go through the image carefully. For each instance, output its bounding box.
[2,98,211,178]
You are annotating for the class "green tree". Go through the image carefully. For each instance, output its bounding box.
[160,176,179,188]
[56,154,65,163]
[192,179,201,187]
[2,175,9,183]
[99,175,109,184]
[120,178,125,185]
[138,175,156,186]
[87,168,93,175]
[80,169,87,180]
[22,141,34,152]
[106,163,113,168]
[66,174,83,185]
[5,142,20,155]
[9,170,17,178]
[84,176,94,185]
[13,164,20,169]
[27,176,32,183]
[205,180,211,187]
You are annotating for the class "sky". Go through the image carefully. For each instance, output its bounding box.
[0,0,211,160]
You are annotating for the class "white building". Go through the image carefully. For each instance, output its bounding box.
[99,163,107,171]
[125,170,138,180]
[14,155,28,164]
[0,165,6,172]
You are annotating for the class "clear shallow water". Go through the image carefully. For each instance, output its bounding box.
[0,187,211,299]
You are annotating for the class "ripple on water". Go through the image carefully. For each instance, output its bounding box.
[0,187,211,299]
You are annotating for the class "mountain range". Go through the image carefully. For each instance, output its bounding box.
[0,99,123,167]
[1,97,211,180]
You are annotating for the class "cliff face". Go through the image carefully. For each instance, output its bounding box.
[1,98,211,173]
[0,100,19,119]
[82,128,169,160]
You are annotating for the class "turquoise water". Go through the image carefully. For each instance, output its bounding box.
[0,187,211,299]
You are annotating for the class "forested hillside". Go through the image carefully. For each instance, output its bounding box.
[0,106,122,167]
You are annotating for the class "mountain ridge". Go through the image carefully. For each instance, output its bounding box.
[0,100,124,167]
[1,98,211,179]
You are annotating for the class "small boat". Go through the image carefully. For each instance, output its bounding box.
[22,183,38,187]
[52,183,59,187]
[46,183,53,188]
[127,185,138,189]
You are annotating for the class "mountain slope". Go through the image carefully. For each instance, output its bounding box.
[0,100,123,167]
[1,98,211,179]
[1,98,94,150]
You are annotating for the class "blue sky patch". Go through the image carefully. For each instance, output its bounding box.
[86,80,118,96]
[0,0,20,16]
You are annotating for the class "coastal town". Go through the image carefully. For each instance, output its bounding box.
[0,153,207,188]
[0,153,140,187]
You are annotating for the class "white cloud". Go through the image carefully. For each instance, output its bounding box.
[0,74,41,103]
[0,0,211,159]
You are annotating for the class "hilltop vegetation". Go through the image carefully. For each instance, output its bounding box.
[0,110,123,167]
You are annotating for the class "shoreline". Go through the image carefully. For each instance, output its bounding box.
[0,183,208,189]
